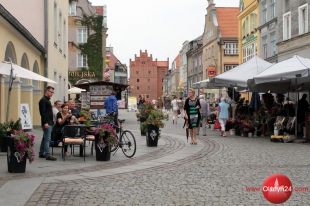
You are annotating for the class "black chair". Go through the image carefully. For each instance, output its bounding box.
[62,125,86,161]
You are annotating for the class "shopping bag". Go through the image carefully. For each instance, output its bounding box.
[214,119,221,129]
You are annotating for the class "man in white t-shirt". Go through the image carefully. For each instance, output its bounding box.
[171,96,179,124]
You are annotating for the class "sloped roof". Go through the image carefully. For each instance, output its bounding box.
[216,7,239,38]
[157,61,169,67]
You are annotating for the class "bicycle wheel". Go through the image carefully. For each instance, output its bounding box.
[110,135,119,152]
[120,130,136,158]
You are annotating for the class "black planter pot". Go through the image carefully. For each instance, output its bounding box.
[146,124,159,147]
[0,135,7,152]
[95,136,111,161]
[7,137,26,173]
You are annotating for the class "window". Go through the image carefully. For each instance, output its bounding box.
[262,36,268,59]
[299,4,308,35]
[137,78,139,82]
[54,3,57,44]
[270,32,277,56]
[58,12,62,51]
[242,43,256,63]
[148,71,151,74]
[136,71,139,74]
[146,95,149,98]
[148,78,150,82]
[270,0,276,19]
[224,42,238,55]
[148,86,150,90]
[63,20,66,56]
[250,13,257,32]
[283,12,291,40]
[224,65,237,72]
[262,0,267,23]
[77,53,88,68]
[245,17,249,34]
[137,86,139,90]
[77,27,88,43]
[242,22,246,37]
[69,1,76,16]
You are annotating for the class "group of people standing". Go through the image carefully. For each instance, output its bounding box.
[38,86,80,161]
[180,88,230,144]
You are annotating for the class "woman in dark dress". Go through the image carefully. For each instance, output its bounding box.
[51,103,72,154]
[184,88,201,144]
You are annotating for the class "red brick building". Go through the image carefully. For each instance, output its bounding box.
[129,50,169,101]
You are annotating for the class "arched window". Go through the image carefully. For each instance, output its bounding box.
[21,53,30,86]
[4,42,17,63]
[250,13,257,32]
[32,61,40,89]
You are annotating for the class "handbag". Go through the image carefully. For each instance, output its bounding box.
[214,119,221,129]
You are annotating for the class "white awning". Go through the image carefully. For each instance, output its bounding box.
[0,61,56,84]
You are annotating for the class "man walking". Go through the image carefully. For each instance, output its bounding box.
[39,86,57,161]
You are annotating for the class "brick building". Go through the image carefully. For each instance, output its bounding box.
[129,50,168,101]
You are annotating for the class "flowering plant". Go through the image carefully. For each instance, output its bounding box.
[11,130,35,163]
[94,123,118,150]
[136,103,155,122]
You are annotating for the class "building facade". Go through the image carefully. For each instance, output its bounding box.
[187,36,203,92]
[0,3,45,124]
[106,47,127,85]
[170,55,181,96]
[277,0,310,61]
[238,0,260,63]
[46,0,68,102]
[68,0,107,85]
[179,41,190,97]
[129,50,168,101]
[259,0,278,63]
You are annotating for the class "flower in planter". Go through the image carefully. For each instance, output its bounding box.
[136,103,155,122]
[94,123,118,151]
[11,130,35,163]
[143,109,168,129]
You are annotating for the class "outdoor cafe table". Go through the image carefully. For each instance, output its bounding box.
[66,124,95,157]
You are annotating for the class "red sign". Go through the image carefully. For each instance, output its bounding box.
[207,66,216,77]
[262,173,293,204]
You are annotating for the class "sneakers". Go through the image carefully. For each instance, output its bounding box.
[39,154,46,158]
[46,155,57,161]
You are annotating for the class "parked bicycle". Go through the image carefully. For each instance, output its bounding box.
[100,114,136,158]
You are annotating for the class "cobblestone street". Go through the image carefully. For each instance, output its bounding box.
[1,110,310,205]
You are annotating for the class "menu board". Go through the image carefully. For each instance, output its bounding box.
[80,91,90,109]
[89,85,113,110]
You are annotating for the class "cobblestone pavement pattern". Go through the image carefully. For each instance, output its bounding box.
[1,110,310,205]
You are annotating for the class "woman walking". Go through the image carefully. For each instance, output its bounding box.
[218,98,229,137]
[184,89,201,144]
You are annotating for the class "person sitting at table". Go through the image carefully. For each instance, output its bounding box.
[68,99,80,119]
[51,103,73,155]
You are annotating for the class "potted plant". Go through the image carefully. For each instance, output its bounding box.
[94,123,118,161]
[143,109,167,147]
[0,119,21,152]
[7,130,35,173]
[136,103,155,136]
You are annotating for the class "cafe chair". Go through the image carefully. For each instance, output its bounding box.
[62,125,86,161]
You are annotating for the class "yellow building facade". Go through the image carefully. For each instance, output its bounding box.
[238,0,260,64]
[0,5,45,125]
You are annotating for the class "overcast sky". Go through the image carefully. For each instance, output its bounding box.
[89,0,239,66]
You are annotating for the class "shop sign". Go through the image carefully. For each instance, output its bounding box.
[68,71,96,79]
[207,66,216,77]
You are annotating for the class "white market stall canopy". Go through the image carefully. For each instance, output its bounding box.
[254,55,310,84]
[213,56,272,88]
[193,79,226,89]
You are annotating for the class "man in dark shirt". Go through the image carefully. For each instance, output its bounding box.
[39,86,57,161]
